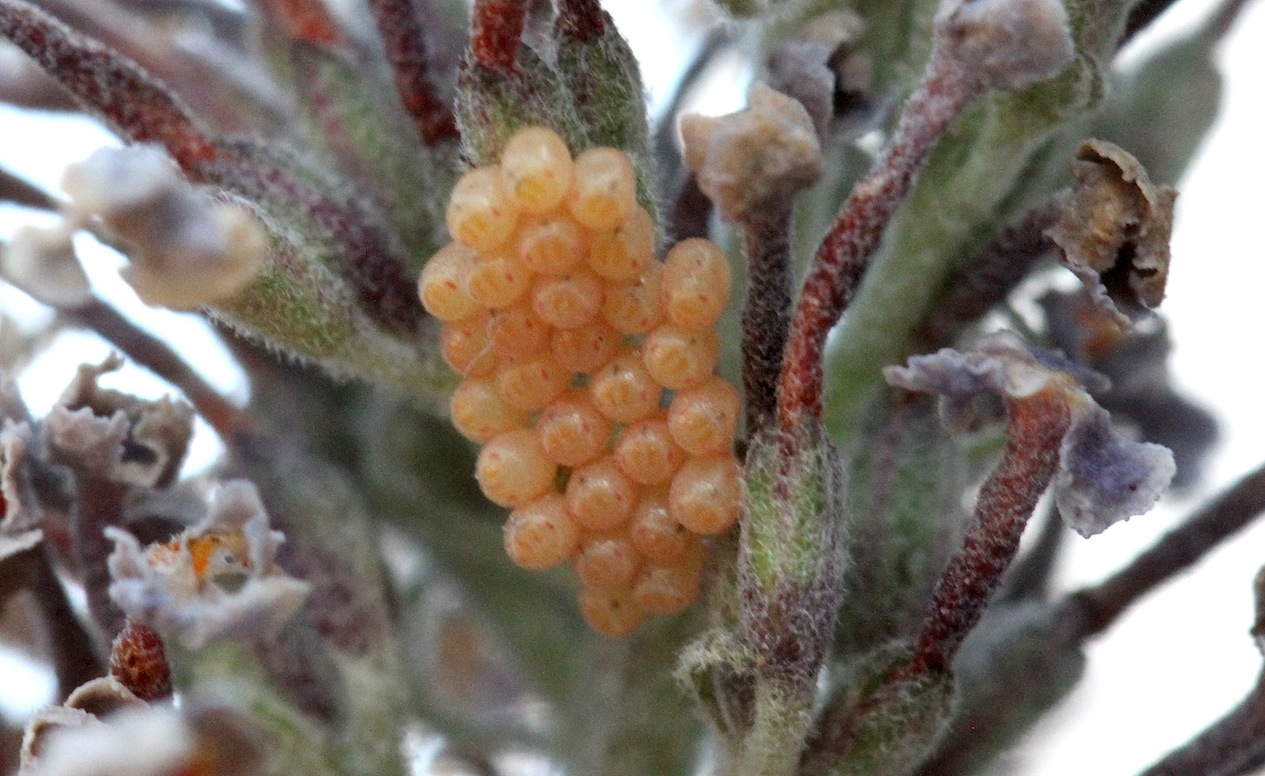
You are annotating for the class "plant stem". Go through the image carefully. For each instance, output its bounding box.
[911,199,1061,353]
[742,208,793,435]
[470,0,526,74]
[777,49,982,434]
[904,386,1071,677]
[366,0,459,145]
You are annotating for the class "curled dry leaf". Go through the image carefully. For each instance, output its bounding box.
[1046,139,1178,325]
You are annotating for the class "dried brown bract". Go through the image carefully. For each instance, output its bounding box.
[1047,139,1178,325]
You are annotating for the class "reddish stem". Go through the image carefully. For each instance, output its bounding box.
[742,209,794,435]
[556,0,605,42]
[470,0,527,74]
[902,387,1072,677]
[366,0,459,145]
[0,0,219,171]
[775,51,981,435]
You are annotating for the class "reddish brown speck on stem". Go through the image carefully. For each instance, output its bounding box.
[258,0,345,49]
[775,52,981,435]
[902,386,1071,678]
[471,0,528,74]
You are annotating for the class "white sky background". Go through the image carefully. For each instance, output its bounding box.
[1,0,1264,773]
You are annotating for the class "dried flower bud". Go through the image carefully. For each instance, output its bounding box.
[0,223,91,307]
[44,354,194,488]
[1047,140,1177,325]
[935,0,1074,92]
[765,42,835,139]
[61,146,268,310]
[885,333,1175,537]
[680,83,823,223]
[110,620,173,702]
[107,479,311,649]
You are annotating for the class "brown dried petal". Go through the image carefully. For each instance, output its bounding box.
[1046,139,1178,325]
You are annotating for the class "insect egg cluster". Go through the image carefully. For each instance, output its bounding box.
[419,126,742,637]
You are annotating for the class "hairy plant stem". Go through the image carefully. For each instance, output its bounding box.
[777,48,982,435]
[903,386,1071,678]
[366,0,459,145]
[31,550,105,699]
[555,0,605,42]
[742,208,793,435]
[470,0,527,74]
[739,678,814,776]
[912,199,1062,353]
[999,501,1067,603]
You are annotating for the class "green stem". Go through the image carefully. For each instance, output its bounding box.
[823,0,1138,440]
[737,679,814,776]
